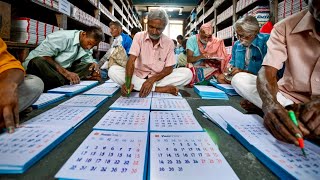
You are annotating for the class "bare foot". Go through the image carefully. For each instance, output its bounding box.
[155,86,179,96]
[240,99,263,115]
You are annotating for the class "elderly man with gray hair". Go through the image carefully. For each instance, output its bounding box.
[217,16,270,84]
[108,9,192,97]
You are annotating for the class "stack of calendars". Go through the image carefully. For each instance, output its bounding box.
[32,93,65,109]
[0,105,99,173]
[55,92,239,180]
[198,106,320,179]
[48,81,99,96]
[210,80,238,96]
[194,85,229,100]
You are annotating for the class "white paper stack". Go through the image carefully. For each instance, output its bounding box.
[194,85,229,100]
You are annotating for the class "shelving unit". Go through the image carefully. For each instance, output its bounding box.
[185,0,307,48]
[2,0,142,60]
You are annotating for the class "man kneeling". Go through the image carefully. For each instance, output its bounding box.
[108,9,192,97]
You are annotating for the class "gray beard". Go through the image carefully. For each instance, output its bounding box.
[200,38,207,45]
[149,34,161,40]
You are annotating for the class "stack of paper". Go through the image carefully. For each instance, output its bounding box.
[32,93,65,109]
[194,85,229,100]
[48,85,90,97]
[129,92,152,98]
[0,125,72,174]
[83,86,119,97]
[55,131,148,180]
[59,95,108,107]
[98,82,120,88]
[151,98,192,111]
[23,106,97,129]
[198,106,244,134]
[93,110,150,132]
[77,80,99,88]
[150,111,203,132]
[110,97,151,110]
[226,115,320,180]
[149,132,239,180]
[210,81,238,96]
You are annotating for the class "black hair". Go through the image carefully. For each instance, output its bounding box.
[172,39,177,46]
[131,27,141,35]
[85,26,105,42]
[177,35,184,40]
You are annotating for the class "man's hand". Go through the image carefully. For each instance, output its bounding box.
[64,71,80,84]
[262,102,309,145]
[230,67,242,76]
[89,63,100,74]
[121,83,134,97]
[298,99,320,137]
[139,79,155,97]
[0,82,20,133]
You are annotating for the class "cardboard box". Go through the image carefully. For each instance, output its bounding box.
[0,1,11,40]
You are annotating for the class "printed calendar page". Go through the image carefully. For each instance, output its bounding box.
[83,87,119,96]
[152,92,182,99]
[55,131,148,180]
[93,110,150,132]
[110,97,151,110]
[0,125,71,173]
[227,115,320,179]
[105,79,115,83]
[48,84,88,96]
[59,95,108,107]
[129,92,152,98]
[151,98,192,111]
[78,81,99,87]
[23,106,97,129]
[32,93,65,109]
[99,82,120,88]
[150,111,203,132]
[149,132,239,180]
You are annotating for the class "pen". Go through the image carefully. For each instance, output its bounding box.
[125,76,131,97]
[288,110,306,157]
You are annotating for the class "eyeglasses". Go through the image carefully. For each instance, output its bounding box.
[235,33,252,40]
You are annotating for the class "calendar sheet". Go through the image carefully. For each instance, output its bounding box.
[110,97,151,110]
[32,93,65,109]
[149,132,239,180]
[59,95,108,107]
[129,92,152,98]
[227,115,320,179]
[48,84,89,96]
[55,131,148,180]
[78,81,99,87]
[23,106,97,129]
[98,82,120,88]
[83,87,119,97]
[198,106,244,134]
[105,79,115,83]
[150,111,203,132]
[93,110,150,132]
[0,125,72,174]
[152,92,182,99]
[151,98,192,111]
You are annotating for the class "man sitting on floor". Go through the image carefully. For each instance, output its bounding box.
[231,0,320,144]
[23,26,105,91]
[108,9,192,97]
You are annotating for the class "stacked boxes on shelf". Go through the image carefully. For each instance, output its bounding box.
[71,5,100,27]
[11,18,62,45]
[236,0,259,12]
[225,46,232,55]
[278,0,307,21]
[240,6,270,27]
[217,26,233,40]
[88,0,99,7]
[217,5,233,24]
[98,42,110,52]
[34,0,59,10]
